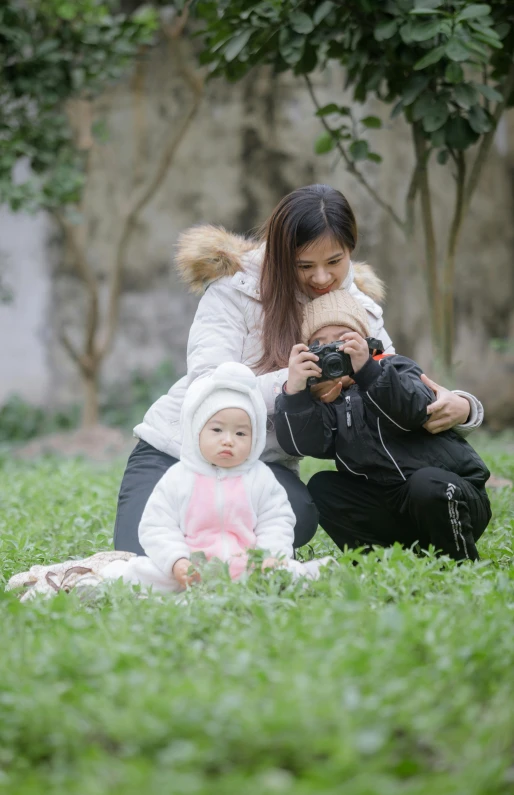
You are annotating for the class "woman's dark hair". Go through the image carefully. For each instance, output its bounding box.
[257,184,357,374]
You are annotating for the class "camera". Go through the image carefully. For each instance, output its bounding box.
[306,337,384,387]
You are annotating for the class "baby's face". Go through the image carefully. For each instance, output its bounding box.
[199,408,252,468]
[309,325,356,393]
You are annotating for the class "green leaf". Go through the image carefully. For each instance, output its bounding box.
[315,103,341,117]
[224,30,252,62]
[391,99,404,119]
[495,22,511,40]
[430,127,446,146]
[444,115,478,149]
[456,4,491,23]
[474,83,503,102]
[454,83,479,109]
[367,152,383,163]
[410,7,443,14]
[414,93,449,129]
[349,140,369,161]
[71,68,85,90]
[56,3,76,20]
[410,0,443,9]
[402,75,430,105]
[468,104,492,133]
[413,45,446,70]
[361,115,382,129]
[314,131,336,154]
[313,1,335,25]
[445,62,463,83]
[423,103,449,132]
[445,37,471,62]
[437,149,449,164]
[374,19,398,41]
[410,19,444,41]
[289,11,314,34]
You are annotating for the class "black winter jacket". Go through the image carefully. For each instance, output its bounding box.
[274,355,489,489]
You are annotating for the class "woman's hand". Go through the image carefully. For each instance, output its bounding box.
[310,378,349,403]
[421,374,470,434]
[285,344,321,394]
[339,332,370,373]
[172,558,201,588]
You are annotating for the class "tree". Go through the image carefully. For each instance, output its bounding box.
[184,0,514,369]
[1,1,204,426]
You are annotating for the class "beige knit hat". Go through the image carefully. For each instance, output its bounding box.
[301,289,370,343]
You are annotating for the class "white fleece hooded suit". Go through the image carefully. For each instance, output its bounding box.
[104,362,296,591]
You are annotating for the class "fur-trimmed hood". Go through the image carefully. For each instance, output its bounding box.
[175,225,385,304]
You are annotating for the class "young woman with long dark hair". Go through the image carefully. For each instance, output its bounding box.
[114,185,483,555]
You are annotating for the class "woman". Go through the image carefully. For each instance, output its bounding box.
[114,184,483,555]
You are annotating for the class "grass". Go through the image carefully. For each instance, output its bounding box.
[0,434,513,794]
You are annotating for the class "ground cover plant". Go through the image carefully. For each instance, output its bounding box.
[0,435,513,794]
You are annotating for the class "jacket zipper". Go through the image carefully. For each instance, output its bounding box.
[345,395,352,428]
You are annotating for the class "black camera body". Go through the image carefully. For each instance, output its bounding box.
[306,337,384,387]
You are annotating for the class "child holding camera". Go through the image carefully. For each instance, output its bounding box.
[274,291,491,561]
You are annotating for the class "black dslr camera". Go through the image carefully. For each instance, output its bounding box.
[306,337,384,387]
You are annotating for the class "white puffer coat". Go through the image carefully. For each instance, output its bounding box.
[134,226,483,467]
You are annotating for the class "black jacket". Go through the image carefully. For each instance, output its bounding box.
[274,355,489,489]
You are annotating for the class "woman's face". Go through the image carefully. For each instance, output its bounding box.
[296,234,351,299]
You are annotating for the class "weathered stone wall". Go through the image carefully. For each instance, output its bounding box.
[0,37,513,425]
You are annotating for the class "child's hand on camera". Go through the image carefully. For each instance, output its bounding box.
[285,344,321,394]
[339,332,370,373]
[172,558,201,588]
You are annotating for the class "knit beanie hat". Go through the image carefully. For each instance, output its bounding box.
[192,388,255,448]
[301,289,370,343]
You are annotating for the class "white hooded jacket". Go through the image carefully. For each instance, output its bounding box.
[134,226,483,467]
[138,362,295,580]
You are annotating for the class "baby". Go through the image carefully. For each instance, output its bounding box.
[8,363,332,601]
[103,362,330,591]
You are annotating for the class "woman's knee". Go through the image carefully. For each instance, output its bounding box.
[292,488,319,548]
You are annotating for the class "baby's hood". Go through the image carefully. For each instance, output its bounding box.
[179,363,267,476]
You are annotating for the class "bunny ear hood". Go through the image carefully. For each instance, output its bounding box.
[175,225,385,304]
[180,363,267,476]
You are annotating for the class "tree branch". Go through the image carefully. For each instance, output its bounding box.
[59,327,81,366]
[305,74,406,232]
[97,6,204,361]
[442,149,466,367]
[465,58,514,211]
[412,122,441,354]
[53,204,99,362]
[405,162,420,239]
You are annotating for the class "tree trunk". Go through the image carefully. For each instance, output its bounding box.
[412,124,442,360]
[81,370,100,428]
[441,152,466,370]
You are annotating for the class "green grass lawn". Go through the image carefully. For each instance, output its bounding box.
[0,435,513,795]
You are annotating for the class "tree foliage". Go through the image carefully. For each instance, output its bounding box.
[188,0,513,165]
[0,0,157,211]
[183,0,514,366]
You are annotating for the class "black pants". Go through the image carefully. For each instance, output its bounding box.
[113,440,319,555]
[308,467,491,562]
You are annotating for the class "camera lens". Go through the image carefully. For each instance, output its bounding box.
[324,352,345,378]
